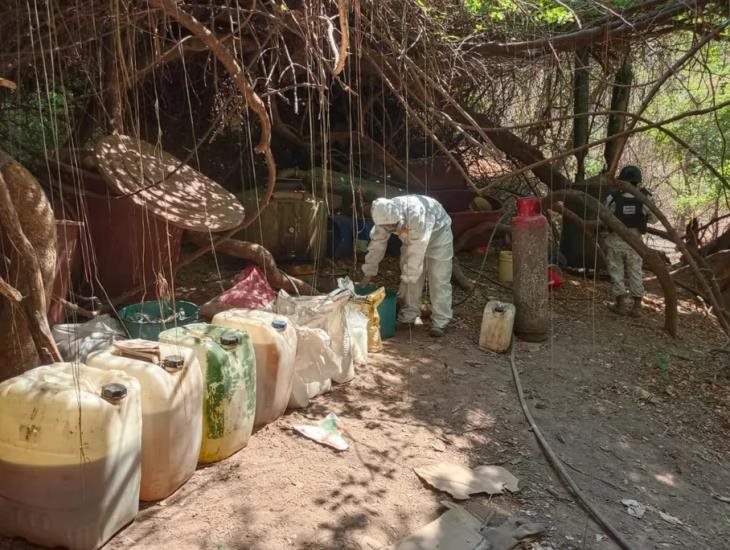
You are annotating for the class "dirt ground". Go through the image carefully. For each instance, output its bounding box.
[2,252,729,550]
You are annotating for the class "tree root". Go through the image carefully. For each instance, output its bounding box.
[187,232,315,295]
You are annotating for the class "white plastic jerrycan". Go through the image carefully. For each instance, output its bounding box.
[479,301,516,353]
[159,323,257,464]
[87,340,203,501]
[0,363,141,550]
[211,309,297,427]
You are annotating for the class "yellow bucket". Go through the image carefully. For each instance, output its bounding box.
[498,250,513,284]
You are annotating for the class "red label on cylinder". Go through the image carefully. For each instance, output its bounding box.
[516,196,541,217]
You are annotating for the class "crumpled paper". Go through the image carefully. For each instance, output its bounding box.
[621,499,646,519]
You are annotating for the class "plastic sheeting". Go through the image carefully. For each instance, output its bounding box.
[339,277,385,352]
[346,306,368,365]
[289,327,340,409]
[276,288,354,383]
[51,314,127,362]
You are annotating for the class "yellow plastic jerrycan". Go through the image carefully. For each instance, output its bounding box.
[159,323,256,464]
[0,363,141,550]
[211,309,297,427]
[87,340,203,501]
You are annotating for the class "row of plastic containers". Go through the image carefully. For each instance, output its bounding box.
[0,308,324,550]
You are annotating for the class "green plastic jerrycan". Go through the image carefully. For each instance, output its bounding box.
[159,323,256,464]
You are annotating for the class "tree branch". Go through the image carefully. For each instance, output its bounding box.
[145,0,277,274]
[0,276,22,302]
[480,99,730,192]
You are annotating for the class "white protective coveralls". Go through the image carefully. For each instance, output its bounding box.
[362,195,453,329]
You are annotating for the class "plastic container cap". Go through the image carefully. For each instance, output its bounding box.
[220,332,240,346]
[271,320,287,331]
[516,196,541,217]
[162,355,185,372]
[101,383,128,403]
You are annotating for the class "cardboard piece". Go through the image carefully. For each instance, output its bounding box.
[414,462,519,500]
[395,502,544,550]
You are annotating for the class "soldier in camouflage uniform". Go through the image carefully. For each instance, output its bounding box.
[603,165,654,317]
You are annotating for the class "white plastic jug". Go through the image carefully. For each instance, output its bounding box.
[211,309,297,427]
[0,363,141,550]
[87,341,203,501]
[479,301,516,353]
[159,323,257,464]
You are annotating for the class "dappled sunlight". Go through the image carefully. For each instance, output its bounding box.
[94,134,245,233]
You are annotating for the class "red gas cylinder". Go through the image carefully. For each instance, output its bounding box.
[511,196,548,342]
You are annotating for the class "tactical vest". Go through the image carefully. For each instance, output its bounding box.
[610,190,649,233]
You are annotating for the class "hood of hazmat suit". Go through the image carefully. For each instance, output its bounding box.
[371,198,402,226]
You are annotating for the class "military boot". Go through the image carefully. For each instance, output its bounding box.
[608,295,628,315]
[428,325,445,338]
[629,297,643,318]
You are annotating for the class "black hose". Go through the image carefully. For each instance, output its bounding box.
[509,345,636,550]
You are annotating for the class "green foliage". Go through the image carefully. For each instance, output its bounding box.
[464,0,575,24]
[647,38,730,216]
[462,1,645,26]
[0,85,84,165]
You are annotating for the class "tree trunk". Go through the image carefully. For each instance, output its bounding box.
[0,151,61,381]
[604,58,633,169]
[573,50,590,183]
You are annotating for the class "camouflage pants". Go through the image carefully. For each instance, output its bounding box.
[604,233,644,298]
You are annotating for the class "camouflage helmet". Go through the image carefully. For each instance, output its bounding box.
[618,165,642,184]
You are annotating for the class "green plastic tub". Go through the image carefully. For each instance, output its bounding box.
[117,300,199,341]
[356,285,398,339]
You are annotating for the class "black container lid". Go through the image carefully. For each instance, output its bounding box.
[271,320,287,331]
[162,354,185,372]
[102,383,128,402]
[220,332,240,346]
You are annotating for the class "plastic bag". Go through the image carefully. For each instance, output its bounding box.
[276,288,354,383]
[338,277,385,353]
[289,327,340,409]
[52,314,127,362]
[293,412,348,451]
[200,265,276,319]
[346,306,368,365]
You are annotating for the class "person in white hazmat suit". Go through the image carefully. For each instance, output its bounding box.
[360,195,453,337]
